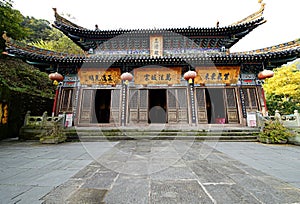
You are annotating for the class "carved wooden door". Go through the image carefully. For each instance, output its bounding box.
[224,88,239,123]
[167,88,188,124]
[195,88,208,123]
[79,89,95,124]
[110,89,121,124]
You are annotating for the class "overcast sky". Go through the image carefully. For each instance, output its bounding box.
[13,0,299,52]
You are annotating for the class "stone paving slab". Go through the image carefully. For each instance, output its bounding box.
[1,139,300,203]
[207,142,300,188]
[0,140,116,204]
[41,140,300,204]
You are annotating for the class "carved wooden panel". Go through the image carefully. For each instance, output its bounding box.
[59,88,74,113]
[225,88,236,108]
[79,89,95,123]
[129,89,138,123]
[197,111,207,122]
[225,88,239,123]
[168,111,177,123]
[249,88,258,108]
[167,88,188,123]
[177,89,188,123]
[110,89,121,124]
[167,89,177,123]
[139,89,148,123]
[195,88,208,123]
[242,88,259,112]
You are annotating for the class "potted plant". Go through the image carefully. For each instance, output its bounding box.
[259,119,295,144]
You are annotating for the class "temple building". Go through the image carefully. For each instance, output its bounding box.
[2,2,300,127]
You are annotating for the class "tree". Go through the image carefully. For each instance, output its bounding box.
[22,16,52,42]
[263,60,300,115]
[0,0,30,51]
[29,28,84,55]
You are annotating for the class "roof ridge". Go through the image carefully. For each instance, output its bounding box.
[233,39,300,55]
[231,0,266,26]
[52,8,85,29]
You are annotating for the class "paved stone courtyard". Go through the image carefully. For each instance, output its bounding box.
[0,139,300,203]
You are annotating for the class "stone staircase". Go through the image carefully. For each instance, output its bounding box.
[64,126,260,142]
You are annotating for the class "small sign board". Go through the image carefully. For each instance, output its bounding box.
[247,112,257,127]
[65,114,73,127]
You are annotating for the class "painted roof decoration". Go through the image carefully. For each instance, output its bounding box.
[52,5,266,51]
[2,0,300,73]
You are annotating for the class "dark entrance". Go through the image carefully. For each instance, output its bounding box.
[94,89,111,123]
[205,88,226,124]
[148,89,167,123]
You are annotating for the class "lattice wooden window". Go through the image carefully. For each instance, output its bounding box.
[111,90,120,109]
[226,88,236,108]
[129,90,138,109]
[242,88,258,110]
[196,89,206,108]
[59,88,74,112]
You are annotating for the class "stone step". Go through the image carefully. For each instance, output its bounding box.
[64,126,260,142]
[71,135,258,142]
[67,133,258,142]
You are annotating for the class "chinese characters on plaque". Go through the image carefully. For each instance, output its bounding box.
[194,66,240,84]
[78,68,121,85]
[134,67,181,85]
[150,36,163,57]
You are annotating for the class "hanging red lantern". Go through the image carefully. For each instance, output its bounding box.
[184,70,197,83]
[258,69,274,80]
[49,72,64,86]
[121,72,133,84]
[49,72,64,81]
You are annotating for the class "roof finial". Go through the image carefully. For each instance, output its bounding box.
[231,0,266,25]
[2,31,10,43]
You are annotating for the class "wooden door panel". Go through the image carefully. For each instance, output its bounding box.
[79,89,95,124]
[110,89,121,124]
[139,89,148,123]
[195,88,208,123]
[225,88,239,124]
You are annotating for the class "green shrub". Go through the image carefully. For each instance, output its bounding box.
[259,120,295,144]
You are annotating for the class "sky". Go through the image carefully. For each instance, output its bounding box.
[13,0,300,52]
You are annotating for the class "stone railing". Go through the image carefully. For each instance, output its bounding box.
[20,111,67,140]
[23,111,65,127]
[256,110,300,128]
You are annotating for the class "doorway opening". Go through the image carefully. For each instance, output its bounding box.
[205,88,226,124]
[94,89,111,123]
[148,89,167,123]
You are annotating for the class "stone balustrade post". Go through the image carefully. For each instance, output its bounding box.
[256,111,265,129]
[42,111,48,126]
[274,110,281,121]
[294,110,300,126]
[24,111,31,126]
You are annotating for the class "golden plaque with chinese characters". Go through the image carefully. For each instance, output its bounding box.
[194,66,240,84]
[150,35,163,57]
[134,67,181,85]
[78,68,121,85]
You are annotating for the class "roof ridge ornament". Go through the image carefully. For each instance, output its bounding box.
[231,0,266,26]
[2,31,10,43]
[52,8,85,30]
[2,31,12,47]
[233,38,300,55]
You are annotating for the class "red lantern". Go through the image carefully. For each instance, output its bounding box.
[49,72,64,82]
[258,70,274,80]
[184,70,197,83]
[121,72,133,82]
